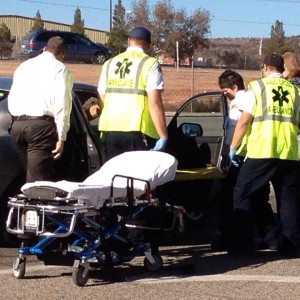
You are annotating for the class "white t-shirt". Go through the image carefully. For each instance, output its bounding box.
[224,90,250,144]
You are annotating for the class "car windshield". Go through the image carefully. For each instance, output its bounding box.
[20,31,34,42]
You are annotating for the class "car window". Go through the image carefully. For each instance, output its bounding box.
[73,88,99,122]
[36,32,55,42]
[75,35,92,46]
[20,31,34,42]
[177,94,224,136]
[168,93,226,167]
[64,33,76,44]
[0,90,9,102]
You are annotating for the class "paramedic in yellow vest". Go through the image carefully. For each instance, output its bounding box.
[228,53,300,256]
[92,27,168,161]
[212,70,276,252]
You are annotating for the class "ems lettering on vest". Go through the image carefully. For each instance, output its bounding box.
[108,78,134,88]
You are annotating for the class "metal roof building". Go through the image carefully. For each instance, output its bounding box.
[0,15,108,45]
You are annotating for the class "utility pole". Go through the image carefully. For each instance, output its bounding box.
[110,0,112,31]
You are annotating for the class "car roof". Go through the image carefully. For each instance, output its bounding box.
[0,77,97,92]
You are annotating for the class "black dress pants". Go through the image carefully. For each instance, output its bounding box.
[11,119,57,182]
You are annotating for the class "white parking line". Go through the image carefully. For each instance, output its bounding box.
[136,274,300,284]
[0,265,68,275]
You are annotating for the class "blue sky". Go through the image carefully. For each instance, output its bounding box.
[2,0,300,38]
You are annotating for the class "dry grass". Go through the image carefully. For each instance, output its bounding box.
[0,60,261,111]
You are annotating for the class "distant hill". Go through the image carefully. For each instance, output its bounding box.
[194,36,300,70]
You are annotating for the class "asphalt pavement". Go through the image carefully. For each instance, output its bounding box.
[1,239,300,299]
[1,187,300,299]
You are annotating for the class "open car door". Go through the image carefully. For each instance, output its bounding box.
[164,92,228,215]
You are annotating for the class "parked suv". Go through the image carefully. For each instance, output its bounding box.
[18,30,112,64]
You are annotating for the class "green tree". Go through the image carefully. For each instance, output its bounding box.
[263,20,288,55]
[71,7,84,35]
[106,0,128,54]
[31,10,44,30]
[216,49,242,68]
[160,6,210,60]
[127,0,211,60]
[0,23,14,58]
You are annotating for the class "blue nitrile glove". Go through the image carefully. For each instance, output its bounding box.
[151,137,168,151]
[229,146,239,167]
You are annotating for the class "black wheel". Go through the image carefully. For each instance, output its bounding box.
[93,52,106,64]
[143,253,163,272]
[13,257,26,279]
[72,264,90,286]
[0,177,25,247]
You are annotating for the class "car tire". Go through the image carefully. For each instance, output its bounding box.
[93,52,106,64]
[0,176,25,247]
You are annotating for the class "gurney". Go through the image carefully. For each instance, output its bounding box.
[6,151,182,286]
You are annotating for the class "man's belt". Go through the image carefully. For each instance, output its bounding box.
[12,115,54,122]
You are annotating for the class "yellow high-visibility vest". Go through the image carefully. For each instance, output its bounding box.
[99,50,159,139]
[246,77,300,160]
[236,126,250,157]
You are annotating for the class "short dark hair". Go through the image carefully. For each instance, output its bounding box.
[129,27,151,43]
[218,69,245,90]
[45,36,67,56]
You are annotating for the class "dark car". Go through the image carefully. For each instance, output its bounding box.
[0,77,105,245]
[0,77,227,245]
[18,30,112,64]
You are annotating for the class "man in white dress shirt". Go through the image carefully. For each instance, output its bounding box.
[8,36,73,182]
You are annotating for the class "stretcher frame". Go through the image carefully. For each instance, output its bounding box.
[7,173,184,286]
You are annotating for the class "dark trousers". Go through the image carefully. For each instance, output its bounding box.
[103,131,157,243]
[231,158,299,252]
[219,160,276,247]
[11,119,57,182]
[104,132,156,161]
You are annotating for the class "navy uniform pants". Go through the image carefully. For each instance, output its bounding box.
[218,160,276,249]
[104,131,156,161]
[230,158,300,254]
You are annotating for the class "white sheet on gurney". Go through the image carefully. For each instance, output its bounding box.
[21,151,178,207]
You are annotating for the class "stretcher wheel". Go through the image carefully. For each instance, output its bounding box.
[144,254,163,272]
[13,257,26,279]
[72,264,90,287]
